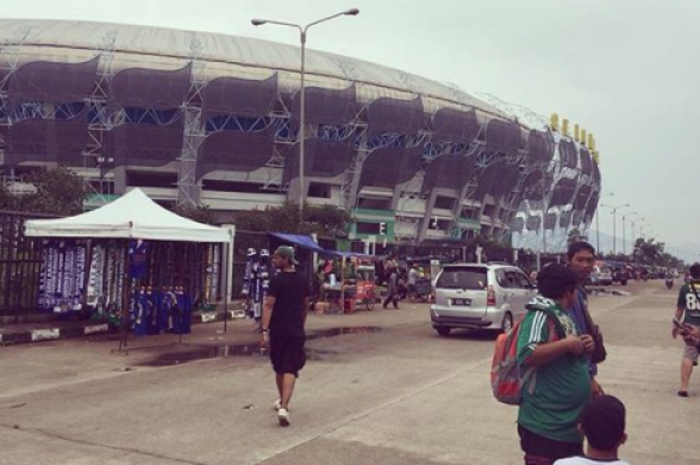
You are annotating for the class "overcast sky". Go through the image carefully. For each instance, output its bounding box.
[3,0,699,260]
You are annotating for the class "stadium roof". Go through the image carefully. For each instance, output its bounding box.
[0,18,508,118]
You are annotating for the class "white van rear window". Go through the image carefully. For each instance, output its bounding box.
[436,268,487,290]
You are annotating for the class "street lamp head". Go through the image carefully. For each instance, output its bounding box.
[251,19,267,26]
[344,8,360,15]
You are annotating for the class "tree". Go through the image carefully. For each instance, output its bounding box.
[236,202,354,238]
[633,237,664,265]
[303,203,354,238]
[7,167,86,215]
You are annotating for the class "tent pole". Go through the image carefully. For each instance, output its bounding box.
[223,241,229,334]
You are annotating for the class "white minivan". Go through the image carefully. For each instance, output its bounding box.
[430,263,537,336]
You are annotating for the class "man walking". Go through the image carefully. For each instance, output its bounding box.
[383,262,400,309]
[567,241,604,397]
[673,262,700,397]
[261,246,309,426]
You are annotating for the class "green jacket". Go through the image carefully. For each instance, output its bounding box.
[516,296,592,443]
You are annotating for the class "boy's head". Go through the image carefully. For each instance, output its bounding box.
[567,241,596,284]
[690,263,700,280]
[580,395,627,452]
[537,264,579,308]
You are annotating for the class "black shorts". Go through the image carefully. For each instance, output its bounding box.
[518,425,583,465]
[269,332,306,377]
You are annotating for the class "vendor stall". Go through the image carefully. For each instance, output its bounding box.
[25,189,231,351]
[318,252,377,314]
[261,234,377,314]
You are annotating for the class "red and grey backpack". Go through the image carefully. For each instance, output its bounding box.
[490,304,565,405]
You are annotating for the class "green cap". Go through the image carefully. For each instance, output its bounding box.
[274,245,299,265]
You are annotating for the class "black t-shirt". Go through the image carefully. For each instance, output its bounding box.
[268,271,309,336]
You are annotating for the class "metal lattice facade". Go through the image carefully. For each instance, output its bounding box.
[0,19,600,247]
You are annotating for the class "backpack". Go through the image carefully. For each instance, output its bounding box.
[490,307,565,405]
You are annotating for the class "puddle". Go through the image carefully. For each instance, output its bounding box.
[138,326,384,367]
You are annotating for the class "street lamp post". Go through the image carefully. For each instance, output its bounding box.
[252,8,360,211]
[596,192,615,254]
[621,211,637,255]
[601,202,630,256]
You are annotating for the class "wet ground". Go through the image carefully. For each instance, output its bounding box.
[136,326,386,367]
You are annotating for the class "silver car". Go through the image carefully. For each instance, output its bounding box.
[430,263,537,336]
[590,265,613,286]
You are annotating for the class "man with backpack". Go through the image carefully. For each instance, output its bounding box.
[516,264,595,465]
[672,262,700,397]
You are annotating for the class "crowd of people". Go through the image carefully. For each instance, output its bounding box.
[253,240,699,464]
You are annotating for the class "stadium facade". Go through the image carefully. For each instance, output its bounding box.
[0,19,601,251]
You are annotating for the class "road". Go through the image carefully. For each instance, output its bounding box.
[0,281,698,465]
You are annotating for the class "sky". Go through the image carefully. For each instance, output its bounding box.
[3,0,699,261]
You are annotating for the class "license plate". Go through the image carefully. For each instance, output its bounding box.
[452,298,472,306]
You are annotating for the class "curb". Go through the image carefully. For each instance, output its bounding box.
[0,311,243,346]
[0,322,110,346]
[0,300,393,346]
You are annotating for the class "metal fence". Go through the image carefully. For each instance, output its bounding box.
[0,210,57,319]
[2,212,547,319]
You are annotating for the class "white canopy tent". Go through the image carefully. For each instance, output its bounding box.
[25,189,234,350]
[25,188,230,243]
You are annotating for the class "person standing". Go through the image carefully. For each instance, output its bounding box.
[566,241,604,397]
[672,262,700,397]
[517,264,594,465]
[407,264,419,302]
[383,262,400,309]
[260,246,309,426]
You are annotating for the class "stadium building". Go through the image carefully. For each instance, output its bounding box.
[0,19,601,250]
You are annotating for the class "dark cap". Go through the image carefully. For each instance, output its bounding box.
[274,246,299,265]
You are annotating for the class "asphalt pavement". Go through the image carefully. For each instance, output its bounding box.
[0,281,698,465]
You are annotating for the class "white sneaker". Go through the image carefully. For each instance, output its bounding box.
[273,399,282,411]
[277,408,290,426]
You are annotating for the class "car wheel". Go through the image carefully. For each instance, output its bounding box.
[436,326,451,337]
[501,313,514,333]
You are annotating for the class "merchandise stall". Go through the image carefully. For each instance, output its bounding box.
[259,234,377,314]
[318,252,377,314]
[25,189,231,351]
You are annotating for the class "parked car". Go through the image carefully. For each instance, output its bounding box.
[430,263,537,337]
[589,265,613,286]
[611,266,629,285]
